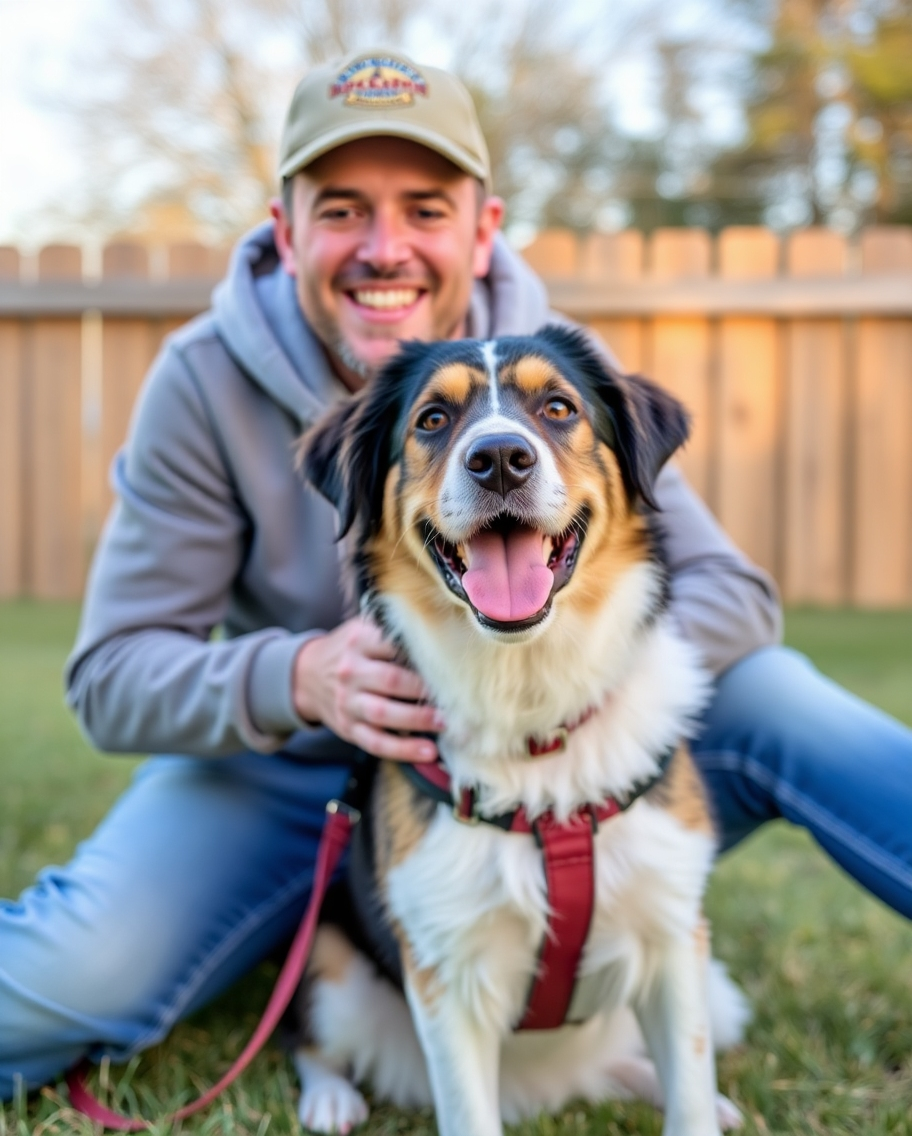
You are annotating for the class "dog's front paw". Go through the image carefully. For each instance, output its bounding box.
[298,1076,368,1134]
[715,1093,743,1130]
[295,1052,369,1135]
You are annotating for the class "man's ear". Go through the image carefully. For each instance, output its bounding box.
[472,194,504,279]
[537,325,690,509]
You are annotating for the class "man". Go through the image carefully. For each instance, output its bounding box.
[1,48,910,1100]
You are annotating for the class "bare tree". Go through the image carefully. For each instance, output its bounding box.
[37,0,673,243]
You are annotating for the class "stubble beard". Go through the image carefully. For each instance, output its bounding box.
[330,335,377,383]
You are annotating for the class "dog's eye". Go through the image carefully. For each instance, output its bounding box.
[416,406,450,433]
[542,397,576,421]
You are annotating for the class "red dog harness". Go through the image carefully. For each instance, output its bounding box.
[400,746,673,1030]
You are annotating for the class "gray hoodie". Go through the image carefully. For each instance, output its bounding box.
[65,223,781,759]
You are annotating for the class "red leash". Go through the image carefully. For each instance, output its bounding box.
[66,799,360,1131]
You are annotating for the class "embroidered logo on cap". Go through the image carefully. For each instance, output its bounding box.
[330,56,428,108]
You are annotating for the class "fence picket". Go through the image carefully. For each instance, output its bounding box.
[783,229,850,603]
[648,229,713,501]
[716,227,782,578]
[0,247,22,596]
[29,246,84,597]
[853,228,912,605]
[581,231,645,371]
[520,230,579,279]
[100,244,157,524]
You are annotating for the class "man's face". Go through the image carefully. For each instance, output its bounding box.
[272,137,503,387]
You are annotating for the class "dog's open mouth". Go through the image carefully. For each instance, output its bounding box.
[423,511,588,632]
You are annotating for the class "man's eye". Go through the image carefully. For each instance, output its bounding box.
[319,207,357,221]
[416,407,450,432]
[542,397,576,421]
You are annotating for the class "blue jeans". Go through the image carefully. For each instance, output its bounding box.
[1,646,911,1099]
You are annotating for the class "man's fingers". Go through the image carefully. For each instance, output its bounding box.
[355,619,399,659]
[356,692,442,735]
[362,658,430,703]
[350,722,438,764]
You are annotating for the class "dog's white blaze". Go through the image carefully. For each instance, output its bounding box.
[481,339,500,413]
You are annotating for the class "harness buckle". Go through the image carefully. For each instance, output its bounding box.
[453,787,479,825]
[550,725,570,753]
[529,725,569,757]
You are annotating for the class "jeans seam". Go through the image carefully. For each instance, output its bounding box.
[697,750,912,891]
[127,864,316,1054]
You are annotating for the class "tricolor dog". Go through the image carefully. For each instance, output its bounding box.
[297,326,749,1136]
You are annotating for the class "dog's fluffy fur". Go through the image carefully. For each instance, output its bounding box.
[299,327,750,1136]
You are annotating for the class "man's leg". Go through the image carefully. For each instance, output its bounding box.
[692,645,912,919]
[0,752,351,1099]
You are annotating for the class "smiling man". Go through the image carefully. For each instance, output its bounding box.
[1,47,910,1105]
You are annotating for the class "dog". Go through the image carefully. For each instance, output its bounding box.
[296,325,750,1136]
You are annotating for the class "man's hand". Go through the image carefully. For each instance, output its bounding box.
[292,617,442,763]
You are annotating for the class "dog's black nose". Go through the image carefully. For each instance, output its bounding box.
[464,434,537,496]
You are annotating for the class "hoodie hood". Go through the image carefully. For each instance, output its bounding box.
[212,220,553,429]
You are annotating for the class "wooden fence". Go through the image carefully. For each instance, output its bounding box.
[1,226,911,605]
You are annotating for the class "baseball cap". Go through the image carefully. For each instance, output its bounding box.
[278,48,492,192]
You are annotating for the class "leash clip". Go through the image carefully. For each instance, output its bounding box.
[326,799,361,825]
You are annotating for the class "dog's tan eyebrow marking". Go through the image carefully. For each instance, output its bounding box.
[508,355,566,394]
[420,363,482,407]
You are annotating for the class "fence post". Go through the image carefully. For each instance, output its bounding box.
[0,247,23,597]
[99,243,154,532]
[853,227,912,605]
[783,229,850,604]
[28,245,85,598]
[716,227,782,579]
[647,228,713,502]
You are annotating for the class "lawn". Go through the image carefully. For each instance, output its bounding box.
[1,602,911,1136]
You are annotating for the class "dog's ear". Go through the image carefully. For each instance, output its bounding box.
[299,397,362,537]
[537,324,690,509]
[300,340,433,538]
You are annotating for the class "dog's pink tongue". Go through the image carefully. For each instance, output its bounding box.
[463,527,553,622]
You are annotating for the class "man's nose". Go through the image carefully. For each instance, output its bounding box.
[356,212,410,271]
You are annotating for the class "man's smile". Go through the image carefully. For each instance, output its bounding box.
[342,284,428,322]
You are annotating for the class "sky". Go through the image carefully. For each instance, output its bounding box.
[0,0,109,246]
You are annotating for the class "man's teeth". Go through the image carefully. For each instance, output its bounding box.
[353,288,419,310]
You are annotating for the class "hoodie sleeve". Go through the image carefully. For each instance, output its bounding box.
[652,464,782,675]
[65,340,314,756]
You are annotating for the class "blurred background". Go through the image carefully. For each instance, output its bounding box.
[2,0,912,249]
[1,0,912,610]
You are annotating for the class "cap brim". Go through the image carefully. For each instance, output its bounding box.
[279,121,491,192]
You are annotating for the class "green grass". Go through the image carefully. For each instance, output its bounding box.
[2,603,911,1135]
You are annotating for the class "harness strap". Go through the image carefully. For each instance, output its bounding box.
[518,810,596,1029]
